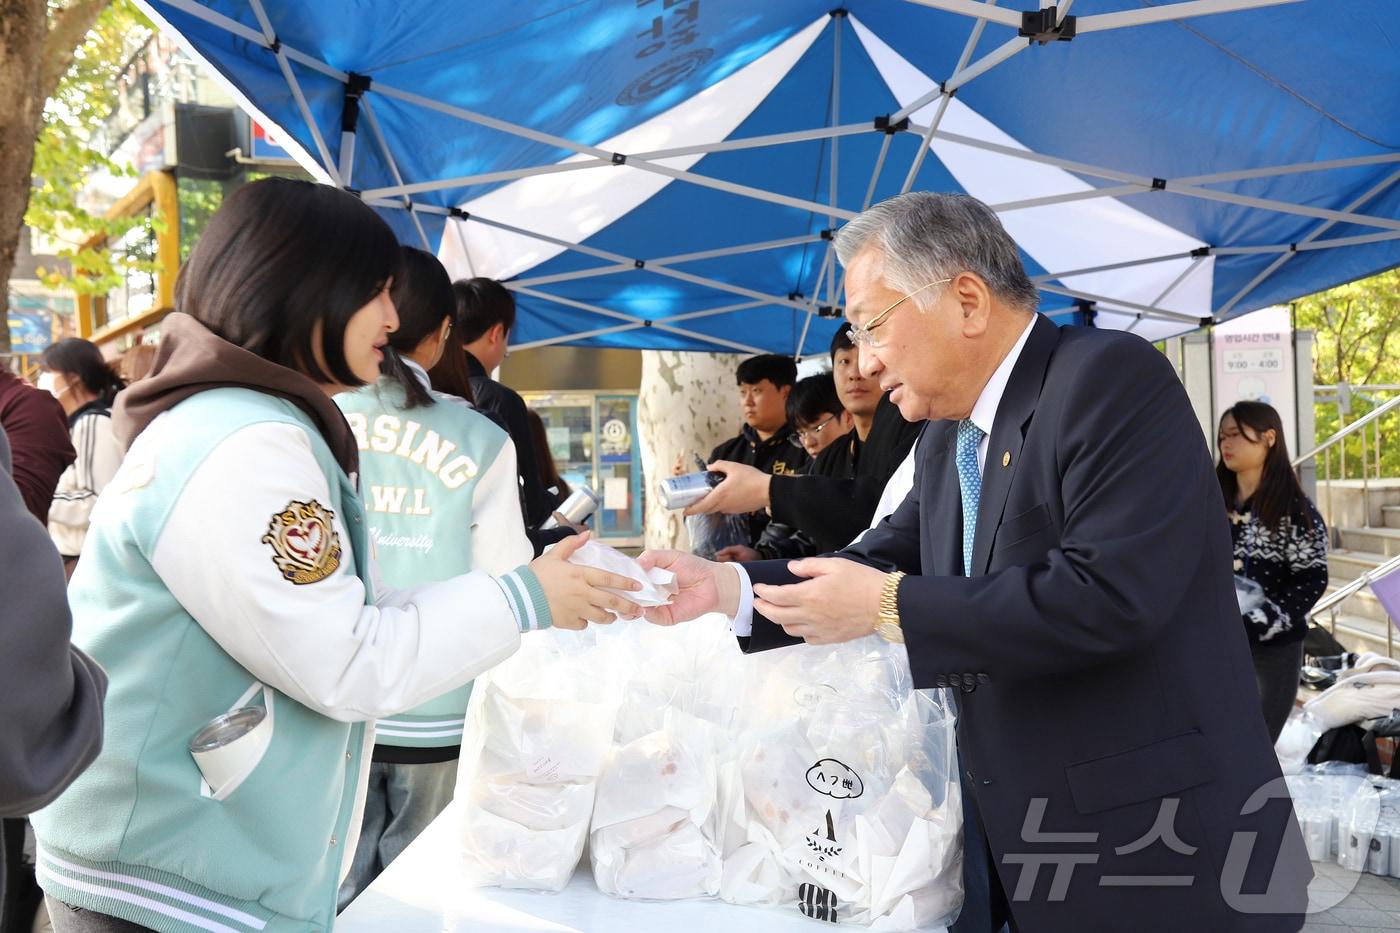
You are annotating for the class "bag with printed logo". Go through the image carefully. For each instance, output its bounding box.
[717,640,964,930]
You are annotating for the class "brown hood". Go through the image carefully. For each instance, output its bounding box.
[113,312,359,476]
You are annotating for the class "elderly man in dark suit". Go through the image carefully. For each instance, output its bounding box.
[641,192,1311,932]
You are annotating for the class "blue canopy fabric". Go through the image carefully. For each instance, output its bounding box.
[139,0,1400,353]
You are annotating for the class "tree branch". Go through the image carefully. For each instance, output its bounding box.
[39,0,112,103]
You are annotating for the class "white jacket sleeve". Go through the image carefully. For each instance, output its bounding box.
[150,420,530,723]
[48,414,123,555]
[469,439,533,575]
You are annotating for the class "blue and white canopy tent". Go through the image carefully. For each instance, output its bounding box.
[136,0,1400,355]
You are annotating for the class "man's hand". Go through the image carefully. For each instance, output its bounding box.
[715,545,760,562]
[684,461,771,516]
[636,549,740,625]
[752,557,887,645]
[529,532,643,629]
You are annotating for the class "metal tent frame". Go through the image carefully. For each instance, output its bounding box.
[139,0,1400,355]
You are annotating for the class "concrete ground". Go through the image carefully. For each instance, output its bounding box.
[1307,861,1400,931]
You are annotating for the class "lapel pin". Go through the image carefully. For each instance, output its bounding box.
[1001,450,1011,467]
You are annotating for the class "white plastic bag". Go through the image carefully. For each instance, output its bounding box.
[456,628,618,891]
[588,614,742,899]
[718,640,963,930]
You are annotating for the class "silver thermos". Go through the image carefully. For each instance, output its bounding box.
[541,484,600,529]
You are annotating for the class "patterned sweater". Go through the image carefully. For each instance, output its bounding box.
[1229,497,1329,645]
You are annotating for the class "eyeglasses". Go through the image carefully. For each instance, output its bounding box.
[847,278,951,348]
[789,414,840,447]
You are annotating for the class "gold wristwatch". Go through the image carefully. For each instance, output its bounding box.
[874,571,906,644]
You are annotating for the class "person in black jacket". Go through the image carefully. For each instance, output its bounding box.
[692,326,920,553]
[451,278,574,553]
[703,354,808,555]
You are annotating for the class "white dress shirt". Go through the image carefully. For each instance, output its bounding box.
[730,313,1040,635]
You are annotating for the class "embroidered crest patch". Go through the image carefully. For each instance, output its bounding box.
[262,499,342,585]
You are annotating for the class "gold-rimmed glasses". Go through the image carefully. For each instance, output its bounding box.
[847,277,950,348]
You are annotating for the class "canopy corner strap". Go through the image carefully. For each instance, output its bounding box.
[149,0,1397,349]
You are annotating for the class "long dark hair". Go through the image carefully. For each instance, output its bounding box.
[41,338,125,406]
[526,408,570,499]
[174,177,399,387]
[1216,401,1309,530]
[383,246,455,409]
[427,334,477,405]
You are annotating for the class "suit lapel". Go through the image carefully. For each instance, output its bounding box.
[972,314,1061,577]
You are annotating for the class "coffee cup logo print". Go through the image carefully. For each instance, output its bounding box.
[806,758,863,799]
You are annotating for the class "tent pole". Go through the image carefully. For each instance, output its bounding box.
[507,286,769,354]
[1032,251,1196,282]
[1214,230,1400,255]
[450,215,477,277]
[361,159,612,201]
[633,124,870,161]
[513,234,827,288]
[899,0,1022,194]
[901,0,1022,28]
[245,0,341,185]
[1148,256,1208,309]
[1037,284,1202,324]
[504,299,774,354]
[359,96,432,250]
[861,133,893,210]
[1217,165,1400,316]
[1075,0,1303,34]
[337,72,370,191]
[828,10,844,306]
[921,128,1400,232]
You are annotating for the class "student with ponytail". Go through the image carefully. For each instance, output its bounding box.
[334,245,536,907]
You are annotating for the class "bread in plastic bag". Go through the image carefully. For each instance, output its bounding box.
[456,628,618,891]
[717,639,963,930]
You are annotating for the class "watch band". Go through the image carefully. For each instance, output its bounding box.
[874,570,906,644]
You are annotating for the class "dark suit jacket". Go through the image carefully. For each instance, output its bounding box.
[769,392,921,553]
[744,315,1310,931]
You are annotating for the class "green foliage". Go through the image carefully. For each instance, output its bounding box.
[1293,268,1400,478]
[26,0,157,296]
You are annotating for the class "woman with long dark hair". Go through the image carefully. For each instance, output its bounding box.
[30,179,638,933]
[334,246,534,907]
[1217,400,1329,743]
[38,338,126,565]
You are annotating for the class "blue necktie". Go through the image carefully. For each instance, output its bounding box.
[956,419,986,577]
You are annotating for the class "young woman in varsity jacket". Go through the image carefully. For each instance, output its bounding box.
[1217,400,1329,743]
[333,246,532,908]
[30,179,640,933]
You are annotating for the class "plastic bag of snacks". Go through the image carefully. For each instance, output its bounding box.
[456,628,618,891]
[717,640,963,930]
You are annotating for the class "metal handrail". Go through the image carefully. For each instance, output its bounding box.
[1310,552,1400,621]
[1293,393,1400,467]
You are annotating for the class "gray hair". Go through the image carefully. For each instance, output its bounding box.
[833,192,1040,312]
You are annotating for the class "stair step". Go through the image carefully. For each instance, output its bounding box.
[1384,505,1400,530]
[1329,549,1389,580]
[1336,526,1400,557]
[1321,583,1394,624]
[1318,612,1399,659]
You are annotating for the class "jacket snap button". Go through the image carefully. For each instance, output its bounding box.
[330,835,338,847]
